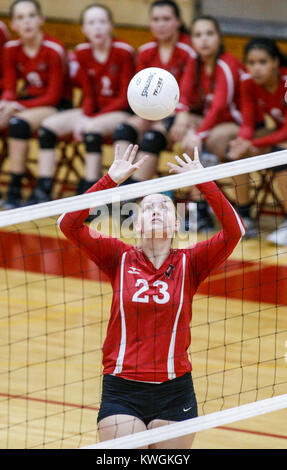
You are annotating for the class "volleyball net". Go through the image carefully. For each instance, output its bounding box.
[0,149,287,449]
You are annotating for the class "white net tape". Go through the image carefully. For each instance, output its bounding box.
[0,148,286,227]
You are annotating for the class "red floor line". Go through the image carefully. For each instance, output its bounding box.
[218,425,287,441]
[1,392,287,442]
[0,392,99,411]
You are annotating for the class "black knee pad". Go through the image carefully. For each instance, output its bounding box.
[139,130,167,155]
[9,117,31,140]
[38,127,57,149]
[83,133,102,153]
[113,123,138,144]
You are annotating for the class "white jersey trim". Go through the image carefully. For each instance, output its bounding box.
[176,41,197,59]
[167,253,186,380]
[113,41,134,54]
[113,251,128,375]
[43,40,65,58]
[138,41,157,53]
[4,39,21,48]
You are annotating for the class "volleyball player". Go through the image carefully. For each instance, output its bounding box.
[26,4,135,205]
[58,144,245,448]
[172,15,245,232]
[0,0,70,209]
[0,20,10,204]
[113,0,196,186]
[228,38,287,244]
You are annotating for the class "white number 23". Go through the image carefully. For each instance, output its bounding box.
[132,279,170,304]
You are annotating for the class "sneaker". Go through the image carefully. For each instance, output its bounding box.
[242,217,258,239]
[3,188,23,209]
[266,218,287,246]
[25,186,52,206]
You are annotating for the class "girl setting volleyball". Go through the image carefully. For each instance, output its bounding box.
[58,144,245,448]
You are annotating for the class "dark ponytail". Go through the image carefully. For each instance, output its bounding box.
[244,37,287,67]
[149,0,190,35]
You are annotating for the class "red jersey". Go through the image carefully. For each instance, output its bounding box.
[136,32,196,84]
[75,38,135,116]
[2,33,67,108]
[58,174,245,383]
[239,67,287,148]
[178,52,245,140]
[0,21,10,92]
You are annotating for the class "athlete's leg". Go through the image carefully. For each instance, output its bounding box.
[113,115,151,167]
[147,419,195,449]
[38,108,83,178]
[81,111,132,185]
[98,414,148,449]
[131,120,168,182]
[25,108,83,205]
[5,106,57,208]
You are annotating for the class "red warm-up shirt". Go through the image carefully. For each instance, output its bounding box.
[58,174,245,383]
[0,21,10,92]
[239,67,287,148]
[178,52,245,140]
[74,38,135,116]
[136,32,196,84]
[2,33,67,108]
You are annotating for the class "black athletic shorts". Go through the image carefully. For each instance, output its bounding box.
[97,372,198,426]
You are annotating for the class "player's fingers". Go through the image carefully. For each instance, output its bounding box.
[182,153,192,163]
[174,155,185,167]
[128,144,139,163]
[114,143,120,160]
[167,162,181,173]
[193,146,200,161]
[123,143,134,160]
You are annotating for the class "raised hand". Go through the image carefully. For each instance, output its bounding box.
[167,147,203,174]
[108,144,149,184]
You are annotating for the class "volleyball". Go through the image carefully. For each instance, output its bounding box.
[127,67,180,121]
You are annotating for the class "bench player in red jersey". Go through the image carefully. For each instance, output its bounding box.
[58,144,245,448]
[0,0,69,209]
[113,0,196,186]
[25,3,135,205]
[172,15,245,232]
[228,38,287,244]
[0,20,10,95]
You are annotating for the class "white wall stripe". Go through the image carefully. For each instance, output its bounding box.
[113,251,128,375]
[167,253,186,379]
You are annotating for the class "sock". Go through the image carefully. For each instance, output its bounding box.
[9,173,24,195]
[37,177,53,195]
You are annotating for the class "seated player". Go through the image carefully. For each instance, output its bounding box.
[0,0,69,209]
[58,144,245,448]
[228,38,287,244]
[26,3,135,205]
[0,20,10,97]
[113,0,196,187]
[172,15,245,232]
[0,20,10,204]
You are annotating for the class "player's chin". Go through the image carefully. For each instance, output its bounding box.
[142,225,174,239]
